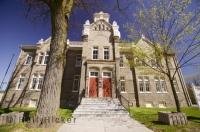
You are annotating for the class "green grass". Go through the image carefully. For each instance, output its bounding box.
[0,107,72,132]
[130,107,200,132]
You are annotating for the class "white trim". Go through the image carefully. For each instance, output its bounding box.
[16,74,26,90]
[37,52,44,65]
[102,71,112,78]
[103,47,109,60]
[119,55,125,68]
[29,74,43,91]
[37,51,49,65]
[92,47,99,60]
[24,54,32,65]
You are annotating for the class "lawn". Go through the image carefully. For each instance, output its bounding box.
[130,107,200,132]
[0,107,72,132]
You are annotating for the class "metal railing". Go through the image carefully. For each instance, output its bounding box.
[116,88,131,114]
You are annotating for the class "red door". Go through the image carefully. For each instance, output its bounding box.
[89,77,98,97]
[103,78,112,97]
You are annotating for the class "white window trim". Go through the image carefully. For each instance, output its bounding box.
[24,54,33,65]
[75,55,82,67]
[119,55,125,68]
[29,74,43,91]
[92,47,99,60]
[103,47,109,60]
[138,76,151,93]
[89,71,99,77]
[72,75,80,92]
[16,74,26,90]
[102,71,112,78]
[37,51,49,65]
[43,51,49,65]
[120,77,126,93]
[37,52,43,65]
[155,77,168,93]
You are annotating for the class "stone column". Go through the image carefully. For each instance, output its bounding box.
[98,67,103,97]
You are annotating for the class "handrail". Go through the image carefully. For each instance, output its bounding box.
[116,88,131,114]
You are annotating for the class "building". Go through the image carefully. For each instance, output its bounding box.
[1,12,191,108]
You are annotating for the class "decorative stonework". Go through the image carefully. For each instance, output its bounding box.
[158,112,187,125]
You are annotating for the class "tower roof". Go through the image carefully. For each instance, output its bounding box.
[93,11,110,22]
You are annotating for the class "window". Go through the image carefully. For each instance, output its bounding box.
[73,75,80,91]
[120,55,124,67]
[155,77,160,92]
[38,53,44,64]
[93,47,98,59]
[120,77,125,92]
[160,78,167,92]
[75,55,82,67]
[103,72,111,77]
[144,77,150,92]
[37,51,49,65]
[37,75,44,90]
[104,47,109,60]
[155,77,167,93]
[25,54,33,65]
[90,72,98,77]
[30,74,43,90]
[16,74,26,90]
[173,79,180,92]
[138,77,144,92]
[44,51,49,64]
[30,75,38,90]
[138,76,150,92]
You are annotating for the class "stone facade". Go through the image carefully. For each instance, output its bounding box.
[1,12,191,108]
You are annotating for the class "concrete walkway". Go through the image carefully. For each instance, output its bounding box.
[58,117,153,132]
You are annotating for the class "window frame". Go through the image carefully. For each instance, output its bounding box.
[16,74,26,90]
[24,54,33,65]
[30,74,43,91]
[43,51,49,65]
[75,55,82,67]
[92,47,99,60]
[72,75,80,92]
[120,76,126,92]
[138,76,151,93]
[119,55,124,68]
[37,52,44,65]
[155,77,168,93]
[103,47,109,60]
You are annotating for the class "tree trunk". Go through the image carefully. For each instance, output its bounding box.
[165,56,181,112]
[35,4,69,126]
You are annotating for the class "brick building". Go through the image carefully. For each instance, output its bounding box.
[1,12,191,108]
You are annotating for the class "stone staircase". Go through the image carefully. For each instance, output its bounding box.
[73,98,129,118]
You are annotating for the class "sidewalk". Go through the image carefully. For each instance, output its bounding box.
[58,117,153,132]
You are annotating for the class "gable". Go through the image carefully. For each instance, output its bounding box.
[90,20,112,31]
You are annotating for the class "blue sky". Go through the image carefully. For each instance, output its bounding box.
[0,0,199,89]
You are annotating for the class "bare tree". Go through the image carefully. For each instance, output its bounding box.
[123,0,200,112]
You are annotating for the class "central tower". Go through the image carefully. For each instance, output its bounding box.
[79,11,121,98]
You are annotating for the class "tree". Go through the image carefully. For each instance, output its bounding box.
[24,0,76,127]
[25,0,131,127]
[123,0,200,112]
